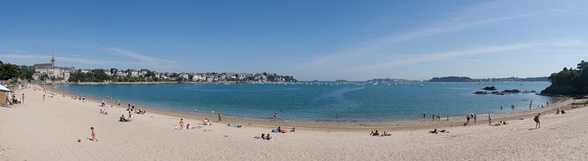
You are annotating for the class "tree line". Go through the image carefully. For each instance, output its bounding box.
[541,60,588,95]
[0,61,35,82]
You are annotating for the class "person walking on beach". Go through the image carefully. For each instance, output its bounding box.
[437,113,440,121]
[179,118,184,130]
[273,113,277,122]
[534,113,541,129]
[466,114,471,124]
[218,113,222,122]
[21,93,24,103]
[90,127,98,142]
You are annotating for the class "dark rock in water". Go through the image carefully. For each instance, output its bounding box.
[474,91,488,94]
[483,86,497,90]
[502,89,521,94]
[490,91,501,95]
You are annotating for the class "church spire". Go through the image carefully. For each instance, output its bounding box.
[51,53,55,67]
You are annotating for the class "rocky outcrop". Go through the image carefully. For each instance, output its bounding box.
[483,86,497,90]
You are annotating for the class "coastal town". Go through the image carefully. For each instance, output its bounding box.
[14,55,298,84]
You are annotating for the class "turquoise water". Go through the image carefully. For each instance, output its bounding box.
[56,82,553,122]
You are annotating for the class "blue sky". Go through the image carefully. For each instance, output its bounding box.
[1,0,587,81]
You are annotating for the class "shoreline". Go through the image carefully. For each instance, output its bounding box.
[44,84,571,132]
[3,83,588,160]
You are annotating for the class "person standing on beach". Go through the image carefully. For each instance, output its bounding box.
[218,113,222,122]
[43,94,45,102]
[21,93,24,103]
[90,127,98,142]
[179,118,184,130]
[212,109,215,117]
[474,114,477,124]
[534,113,541,128]
[437,113,440,121]
[466,114,470,124]
[488,113,492,125]
[432,115,435,121]
[273,113,277,122]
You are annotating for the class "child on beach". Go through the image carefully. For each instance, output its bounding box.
[90,127,98,142]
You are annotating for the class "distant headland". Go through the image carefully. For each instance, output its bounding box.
[429,76,548,82]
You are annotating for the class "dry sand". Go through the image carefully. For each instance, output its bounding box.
[1,85,587,160]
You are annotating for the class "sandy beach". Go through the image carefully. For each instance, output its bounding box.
[1,85,587,160]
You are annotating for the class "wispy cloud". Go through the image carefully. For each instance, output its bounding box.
[347,43,537,72]
[308,13,532,68]
[105,47,182,71]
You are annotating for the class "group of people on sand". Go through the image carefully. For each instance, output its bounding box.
[428,129,448,134]
[177,118,205,130]
[370,130,391,136]
[255,133,273,140]
[272,126,295,133]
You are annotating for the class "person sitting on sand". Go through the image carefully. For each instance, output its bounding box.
[561,110,566,114]
[439,129,448,133]
[429,129,438,134]
[120,115,129,122]
[373,130,380,136]
[290,127,296,132]
[266,134,272,140]
[203,118,211,125]
[186,124,195,130]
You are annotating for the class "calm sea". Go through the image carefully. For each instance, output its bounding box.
[56,82,554,122]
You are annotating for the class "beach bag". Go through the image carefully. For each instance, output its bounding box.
[533,116,538,122]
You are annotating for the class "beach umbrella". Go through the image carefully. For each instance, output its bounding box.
[0,85,11,92]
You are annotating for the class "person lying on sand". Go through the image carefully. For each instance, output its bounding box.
[381,131,391,136]
[371,130,380,136]
[429,129,449,134]
[255,133,266,140]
